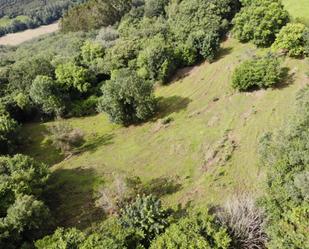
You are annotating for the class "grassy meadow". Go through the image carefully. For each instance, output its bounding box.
[21,38,309,228]
[283,0,309,25]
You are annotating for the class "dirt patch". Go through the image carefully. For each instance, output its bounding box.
[201,130,237,172]
[0,22,59,46]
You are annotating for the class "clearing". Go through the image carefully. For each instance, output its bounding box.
[0,22,59,46]
[283,0,309,25]
[21,38,309,228]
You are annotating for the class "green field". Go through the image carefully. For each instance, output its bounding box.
[283,0,309,25]
[21,38,309,228]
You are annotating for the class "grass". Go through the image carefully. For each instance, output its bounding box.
[283,0,309,25]
[21,38,309,228]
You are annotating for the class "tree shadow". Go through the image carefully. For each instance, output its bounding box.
[275,67,294,89]
[141,176,182,198]
[153,96,192,120]
[77,133,114,154]
[44,167,105,229]
[19,123,64,166]
[213,46,234,62]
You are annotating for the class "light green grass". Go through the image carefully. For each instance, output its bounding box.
[283,0,309,25]
[22,39,309,228]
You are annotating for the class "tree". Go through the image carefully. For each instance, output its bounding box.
[232,0,289,47]
[272,23,308,57]
[120,195,169,245]
[137,35,176,84]
[55,62,92,93]
[0,154,49,196]
[97,69,156,125]
[150,210,231,249]
[35,228,85,249]
[0,114,19,155]
[60,0,131,32]
[144,0,169,18]
[232,55,282,91]
[80,41,105,67]
[167,0,223,62]
[30,75,64,116]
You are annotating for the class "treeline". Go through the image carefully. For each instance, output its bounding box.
[0,0,85,37]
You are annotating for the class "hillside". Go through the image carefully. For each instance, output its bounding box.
[21,38,308,227]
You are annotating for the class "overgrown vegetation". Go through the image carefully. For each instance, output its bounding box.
[0,0,309,248]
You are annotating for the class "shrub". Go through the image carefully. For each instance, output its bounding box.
[47,122,85,155]
[55,62,93,93]
[120,194,170,245]
[144,0,168,18]
[272,23,308,57]
[0,154,49,196]
[168,0,223,62]
[0,114,20,155]
[35,228,85,249]
[232,55,282,91]
[232,0,289,46]
[30,75,64,117]
[97,69,156,125]
[150,210,231,249]
[95,26,119,48]
[70,95,98,117]
[137,35,176,83]
[80,41,105,67]
[217,194,267,249]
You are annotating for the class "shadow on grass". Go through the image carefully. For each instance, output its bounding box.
[77,133,115,154]
[142,176,182,198]
[275,67,294,89]
[213,46,233,62]
[44,167,105,229]
[154,95,192,120]
[19,123,64,166]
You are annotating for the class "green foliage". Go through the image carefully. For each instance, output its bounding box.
[35,228,85,249]
[144,0,169,18]
[167,0,224,62]
[0,114,20,155]
[121,195,169,244]
[55,62,93,93]
[232,0,289,46]
[60,0,131,32]
[0,154,49,196]
[0,155,50,248]
[80,41,105,67]
[137,35,176,84]
[70,95,98,117]
[150,210,231,249]
[30,75,64,116]
[97,69,156,125]
[259,85,309,248]
[232,55,282,91]
[272,23,308,57]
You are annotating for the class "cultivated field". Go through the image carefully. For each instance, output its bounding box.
[0,22,59,46]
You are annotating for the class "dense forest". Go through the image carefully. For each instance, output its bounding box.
[0,0,308,248]
[0,0,85,36]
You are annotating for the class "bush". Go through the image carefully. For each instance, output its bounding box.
[217,194,267,249]
[95,26,119,48]
[80,41,105,67]
[150,210,231,249]
[30,75,64,117]
[167,0,223,62]
[259,85,309,248]
[97,68,156,125]
[0,114,20,155]
[144,0,168,18]
[137,35,176,84]
[35,228,85,249]
[55,62,93,93]
[232,0,289,47]
[272,23,308,57]
[47,122,85,155]
[232,55,282,91]
[120,194,170,245]
[70,95,98,117]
